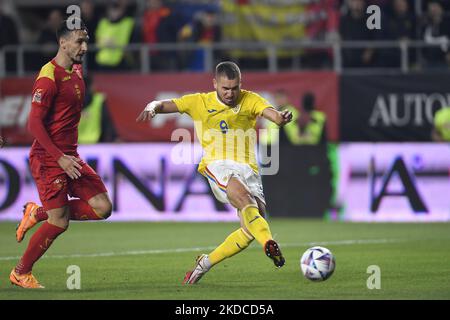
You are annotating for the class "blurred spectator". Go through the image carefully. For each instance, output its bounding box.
[378,0,416,68]
[142,0,168,45]
[367,0,390,10]
[38,9,63,49]
[339,0,376,68]
[273,89,294,111]
[95,0,139,71]
[422,0,450,69]
[178,9,221,71]
[274,90,299,145]
[78,75,118,144]
[142,0,181,70]
[389,0,416,40]
[81,0,98,37]
[288,92,327,145]
[260,89,297,146]
[0,1,19,73]
[36,9,63,68]
[261,90,327,146]
[302,0,339,69]
[80,0,98,69]
[432,106,450,141]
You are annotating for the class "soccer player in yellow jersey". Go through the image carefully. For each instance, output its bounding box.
[137,61,293,284]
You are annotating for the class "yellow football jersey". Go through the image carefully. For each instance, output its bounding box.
[173,89,273,175]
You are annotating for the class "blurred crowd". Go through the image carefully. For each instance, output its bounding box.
[340,0,450,69]
[1,0,450,73]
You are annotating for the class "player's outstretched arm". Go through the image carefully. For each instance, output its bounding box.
[136,100,180,122]
[262,107,293,127]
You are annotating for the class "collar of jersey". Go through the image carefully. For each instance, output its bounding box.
[215,92,242,113]
[51,59,74,74]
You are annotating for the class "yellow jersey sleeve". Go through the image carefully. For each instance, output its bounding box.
[249,92,273,117]
[172,93,202,117]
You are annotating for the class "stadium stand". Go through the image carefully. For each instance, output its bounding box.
[1,0,449,75]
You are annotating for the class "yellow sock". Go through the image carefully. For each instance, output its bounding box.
[208,228,254,266]
[241,204,272,247]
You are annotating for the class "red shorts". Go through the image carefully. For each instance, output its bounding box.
[30,153,108,211]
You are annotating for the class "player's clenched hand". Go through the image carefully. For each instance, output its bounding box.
[136,101,161,122]
[279,110,293,126]
[57,155,82,179]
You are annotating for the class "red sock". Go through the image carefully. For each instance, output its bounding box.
[35,200,102,222]
[68,199,103,220]
[35,207,48,222]
[15,221,66,274]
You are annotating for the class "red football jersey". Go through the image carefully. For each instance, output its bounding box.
[28,59,85,162]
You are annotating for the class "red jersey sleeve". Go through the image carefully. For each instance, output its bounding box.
[28,77,64,161]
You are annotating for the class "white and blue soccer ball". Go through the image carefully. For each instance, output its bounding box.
[300,246,336,281]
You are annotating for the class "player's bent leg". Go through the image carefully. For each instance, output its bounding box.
[11,207,69,289]
[16,200,71,242]
[227,177,271,245]
[240,205,285,268]
[254,197,285,268]
[226,176,257,209]
[46,206,70,230]
[15,196,110,238]
[255,197,267,219]
[15,196,100,241]
[208,227,254,266]
[87,193,113,219]
[69,163,110,220]
[183,229,254,285]
[228,178,285,268]
[66,193,112,221]
[90,193,113,219]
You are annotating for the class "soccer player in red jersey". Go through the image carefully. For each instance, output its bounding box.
[10,19,113,289]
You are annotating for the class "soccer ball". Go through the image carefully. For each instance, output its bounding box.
[300,246,335,281]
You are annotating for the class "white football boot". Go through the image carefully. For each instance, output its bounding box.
[183,254,211,284]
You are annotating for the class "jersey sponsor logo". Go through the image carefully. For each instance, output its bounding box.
[62,75,71,82]
[32,89,43,103]
[207,109,217,113]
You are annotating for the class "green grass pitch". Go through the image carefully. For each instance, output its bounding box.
[1,219,449,300]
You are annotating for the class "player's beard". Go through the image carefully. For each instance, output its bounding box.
[72,53,85,64]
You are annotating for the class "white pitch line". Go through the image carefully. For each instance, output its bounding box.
[0,238,398,262]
